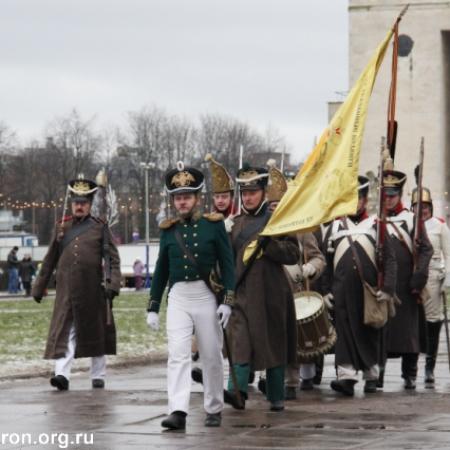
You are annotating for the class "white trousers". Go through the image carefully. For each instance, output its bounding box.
[337,364,379,381]
[166,280,224,415]
[300,363,316,380]
[54,324,106,380]
[424,269,445,322]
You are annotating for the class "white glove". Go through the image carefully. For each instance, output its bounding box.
[323,293,334,310]
[217,304,232,329]
[302,262,317,279]
[224,216,234,233]
[444,273,450,290]
[376,290,392,302]
[146,312,159,331]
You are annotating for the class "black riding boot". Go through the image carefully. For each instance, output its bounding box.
[425,321,443,386]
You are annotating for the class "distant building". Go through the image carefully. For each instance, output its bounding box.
[348,0,450,221]
[0,210,24,232]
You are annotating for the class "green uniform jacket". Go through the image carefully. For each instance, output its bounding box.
[148,212,235,313]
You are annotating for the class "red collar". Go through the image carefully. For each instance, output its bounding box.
[387,201,406,217]
[348,209,368,224]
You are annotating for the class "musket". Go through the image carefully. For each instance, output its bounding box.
[442,291,450,373]
[95,169,113,326]
[222,328,244,409]
[237,145,244,214]
[413,138,425,270]
[375,137,388,290]
[57,186,71,241]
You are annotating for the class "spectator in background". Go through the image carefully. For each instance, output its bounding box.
[7,246,19,294]
[19,254,36,297]
[133,259,145,291]
[132,229,140,242]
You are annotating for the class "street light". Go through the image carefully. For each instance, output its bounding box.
[140,162,156,288]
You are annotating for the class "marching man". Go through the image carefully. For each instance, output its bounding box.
[265,160,326,398]
[323,176,397,396]
[381,169,432,389]
[225,163,300,411]
[205,154,235,228]
[147,162,235,430]
[32,176,121,391]
[411,187,450,386]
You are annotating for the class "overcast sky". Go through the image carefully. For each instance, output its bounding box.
[0,0,348,163]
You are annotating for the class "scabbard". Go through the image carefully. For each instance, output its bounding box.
[441,291,450,372]
[222,328,244,408]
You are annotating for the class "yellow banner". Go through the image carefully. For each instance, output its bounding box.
[262,29,394,236]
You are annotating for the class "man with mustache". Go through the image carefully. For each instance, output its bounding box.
[32,176,121,391]
[147,162,235,430]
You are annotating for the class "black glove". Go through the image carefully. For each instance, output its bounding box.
[33,296,42,304]
[105,289,118,308]
[410,272,428,293]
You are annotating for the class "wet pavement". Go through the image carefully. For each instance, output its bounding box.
[2,337,450,449]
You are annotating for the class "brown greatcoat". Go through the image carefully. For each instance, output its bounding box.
[32,215,121,359]
[229,203,300,371]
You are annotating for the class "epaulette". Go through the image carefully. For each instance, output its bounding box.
[57,215,73,224]
[159,218,180,230]
[437,217,446,224]
[203,212,224,222]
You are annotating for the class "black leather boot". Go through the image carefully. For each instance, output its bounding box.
[92,379,105,388]
[204,412,222,427]
[425,321,442,388]
[364,379,378,393]
[330,379,357,396]
[224,390,246,410]
[300,378,314,391]
[376,367,385,388]
[50,375,69,391]
[313,355,324,385]
[403,377,416,390]
[161,411,186,430]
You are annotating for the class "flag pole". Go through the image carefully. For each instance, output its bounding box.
[386,4,409,161]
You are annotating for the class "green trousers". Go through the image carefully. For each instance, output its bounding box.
[227,364,285,402]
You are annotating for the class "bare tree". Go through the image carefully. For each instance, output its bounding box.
[0,121,17,195]
[45,108,103,178]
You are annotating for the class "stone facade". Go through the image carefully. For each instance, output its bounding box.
[349,0,450,219]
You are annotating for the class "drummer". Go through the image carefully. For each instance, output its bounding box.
[266,160,326,399]
[323,176,397,396]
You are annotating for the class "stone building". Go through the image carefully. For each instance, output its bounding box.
[349,0,450,220]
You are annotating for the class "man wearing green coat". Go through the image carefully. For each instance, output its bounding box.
[147,162,235,431]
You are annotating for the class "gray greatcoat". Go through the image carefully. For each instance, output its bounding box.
[323,215,397,371]
[385,212,433,356]
[32,215,121,359]
[229,203,300,371]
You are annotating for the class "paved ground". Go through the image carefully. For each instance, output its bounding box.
[2,335,450,450]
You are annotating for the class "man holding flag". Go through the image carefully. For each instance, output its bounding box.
[225,164,299,412]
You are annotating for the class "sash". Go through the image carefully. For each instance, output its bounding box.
[331,217,377,269]
[386,216,413,254]
[233,210,271,255]
[60,217,97,252]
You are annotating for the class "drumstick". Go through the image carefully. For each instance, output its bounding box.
[304,245,311,291]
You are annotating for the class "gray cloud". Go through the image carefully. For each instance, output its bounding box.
[0,0,348,162]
